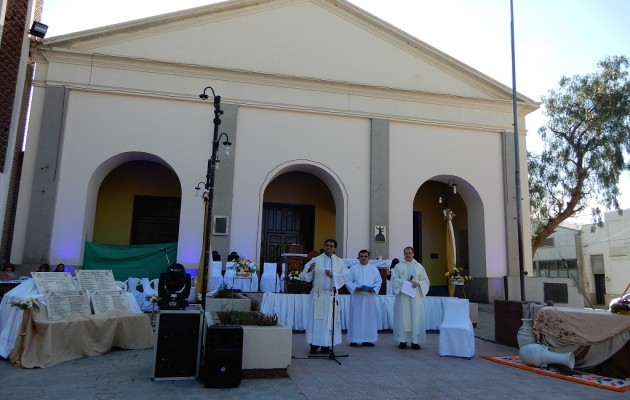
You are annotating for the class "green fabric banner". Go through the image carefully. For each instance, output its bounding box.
[83,242,178,281]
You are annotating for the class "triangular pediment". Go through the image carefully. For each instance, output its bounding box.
[43,0,533,102]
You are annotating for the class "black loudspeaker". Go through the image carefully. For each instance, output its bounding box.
[203,325,244,388]
[153,308,203,380]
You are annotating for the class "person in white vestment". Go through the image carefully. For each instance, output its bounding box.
[345,250,382,347]
[299,239,346,355]
[391,247,430,349]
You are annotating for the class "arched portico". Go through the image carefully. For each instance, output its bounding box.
[257,160,349,260]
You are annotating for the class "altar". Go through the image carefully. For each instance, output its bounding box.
[259,293,465,331]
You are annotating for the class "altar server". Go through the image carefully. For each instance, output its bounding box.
[345,250,382,347]
[300,238,346,355]
[391,247,430,349]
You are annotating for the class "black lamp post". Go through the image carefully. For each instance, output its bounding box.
[197,86,232,300]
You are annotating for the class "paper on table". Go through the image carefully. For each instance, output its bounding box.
[402,280,416,298]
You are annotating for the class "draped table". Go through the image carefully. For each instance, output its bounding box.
[0,278,147,368]
[534,306,630,378]
[260,293,459,331]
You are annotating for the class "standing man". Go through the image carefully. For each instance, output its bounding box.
[391,246,430,349]
[300,239,346,355]
[345,250,382,347]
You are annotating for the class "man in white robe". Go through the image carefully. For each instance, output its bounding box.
[345,250,382,347]
[300,239,346,354]
[391,246,430,349]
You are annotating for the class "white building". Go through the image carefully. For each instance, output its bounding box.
[581,209,630,305]
[532,210,630,307]
[12,0,538,303]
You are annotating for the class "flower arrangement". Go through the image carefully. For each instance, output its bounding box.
[228,257,257,277]
[445,266,473,284]
[610,294,630,314]
[146,294,160,303]
[288,270,305,283]
[11,297,40,312]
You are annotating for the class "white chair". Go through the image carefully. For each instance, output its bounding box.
[208,261,224,291]
[149,278,159,292]
[438,298,475,359]
[114,280,128,291]
[223,263,236,289]
[126,277,142,294]
[259,262,280,293]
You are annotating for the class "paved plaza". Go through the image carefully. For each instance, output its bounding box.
[0,304,625,399]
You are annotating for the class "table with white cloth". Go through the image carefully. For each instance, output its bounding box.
[0,278,146,364]
[259,293,459,331]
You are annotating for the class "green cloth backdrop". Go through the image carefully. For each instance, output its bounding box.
[83,242,178,281]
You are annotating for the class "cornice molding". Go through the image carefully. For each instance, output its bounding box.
[32,47,537,134]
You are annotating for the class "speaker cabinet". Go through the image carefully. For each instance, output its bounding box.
[153,305,203,380]
[203,324,243,388]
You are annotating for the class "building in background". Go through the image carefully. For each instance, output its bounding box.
[11,0,539,303]
[581,209,630,306]
[532,210,630,307]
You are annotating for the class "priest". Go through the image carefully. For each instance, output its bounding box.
[391,246,430,349]
[345,250,382,347]
[300,238,346,355]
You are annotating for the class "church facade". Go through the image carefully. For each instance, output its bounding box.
[12,0,538,302]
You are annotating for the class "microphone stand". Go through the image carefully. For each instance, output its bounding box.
[308,285,348,365]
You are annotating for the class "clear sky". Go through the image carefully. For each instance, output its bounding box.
[40,0,630,219]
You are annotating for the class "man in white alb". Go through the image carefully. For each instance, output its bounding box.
[391,247,430,349]
[345,249,382,347]
[300,239,346,355]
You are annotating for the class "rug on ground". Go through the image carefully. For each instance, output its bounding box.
[480,355,630,392]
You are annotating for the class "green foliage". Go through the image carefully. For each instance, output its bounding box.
[217,311,278,326]
[528,56,630,253]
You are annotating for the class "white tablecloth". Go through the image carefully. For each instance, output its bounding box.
[0,278,142,358]
[260,293,457,331]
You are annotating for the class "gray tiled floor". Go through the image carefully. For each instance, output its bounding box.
[0,303,626,399]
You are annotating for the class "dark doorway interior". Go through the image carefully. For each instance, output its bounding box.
[131,195,181,244]
[594,274,606,305]
[412,211,423,263]
[261,203,314,265]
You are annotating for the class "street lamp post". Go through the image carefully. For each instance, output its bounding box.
[197,86,232,300]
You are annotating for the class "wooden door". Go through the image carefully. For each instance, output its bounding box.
[260,204,314,268]
[130,195,180,244]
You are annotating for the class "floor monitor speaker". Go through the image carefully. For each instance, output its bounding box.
[203,324,243,388]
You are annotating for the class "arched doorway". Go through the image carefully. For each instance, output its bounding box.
[260,171,334,264]
[412,180,469,289]
[93,160,181,245]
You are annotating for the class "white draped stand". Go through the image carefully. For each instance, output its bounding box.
[260,293,465,331]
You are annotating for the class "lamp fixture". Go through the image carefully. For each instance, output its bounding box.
[29,21,48,39]
[438,179,458,208]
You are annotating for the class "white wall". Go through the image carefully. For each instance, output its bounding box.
[388,122,508,278]
[232,107,371,260]
[47,91,211,268]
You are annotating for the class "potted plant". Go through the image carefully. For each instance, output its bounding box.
[205,284,251,312]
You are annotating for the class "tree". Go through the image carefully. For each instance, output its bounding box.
[528,56,630,254]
